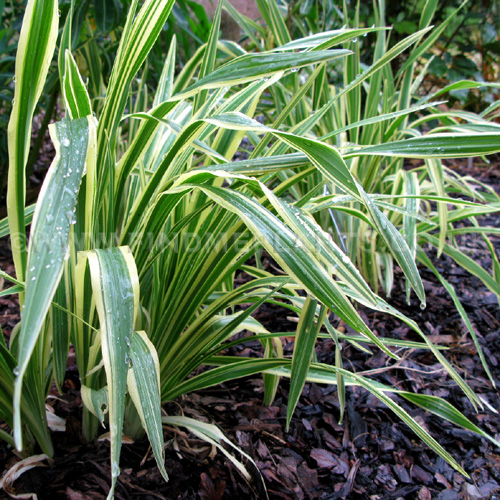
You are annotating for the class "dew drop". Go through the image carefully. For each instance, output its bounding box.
[420,303,426,310]
[61,137,70,147]
[291,68,298,73]
[31,276,36,281]
[13,366,19,376]
[111,462,120,478]
[341,255,350,264]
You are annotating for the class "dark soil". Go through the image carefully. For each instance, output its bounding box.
[0,160,499,500]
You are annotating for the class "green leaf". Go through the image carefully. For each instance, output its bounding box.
[419,0,438,29]
[81,385,109,426]
[83,246,139,499]
[287,298,326,429]
[175,50,351,99]
[52,277,71,393]
[421,80,500,103]
[0,285,23,298]
[0,205,35,239]
[345,133,500,159]
[127,331,168,482]
[13,117,91,451]
[63,50,92,119]
[397,392,500,448]
[7,0,59,283]
[95,0,122,33]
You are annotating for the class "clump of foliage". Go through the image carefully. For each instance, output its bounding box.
[0,0,499,498]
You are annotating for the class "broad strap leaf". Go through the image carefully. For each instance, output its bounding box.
[7,0,59,282]
[81,246,139,499]
[13,117,91,451]
[127,331,168,482]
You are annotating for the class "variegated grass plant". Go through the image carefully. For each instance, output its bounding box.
[228,0,500,394]
[0,0,499,498]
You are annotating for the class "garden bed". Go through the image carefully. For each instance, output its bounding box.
[1,159,499,500]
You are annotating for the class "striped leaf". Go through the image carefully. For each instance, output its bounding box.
[97,0,176,179]
[287,298,326,429]
[418,250,495,386]
[255,0,291,46]
[7,0,58,283]
[82,246,139,499]
[175,50,351,99]
[273,28,388,51]
[81,385,109,426]
[421,234,500,298]
[261,184,378,305]
[345,133,500,159]
[127,331,168,482]
[267,361,469,476]
[13,117,91,451]
[398,392,500,448]
[63,50,92,119]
